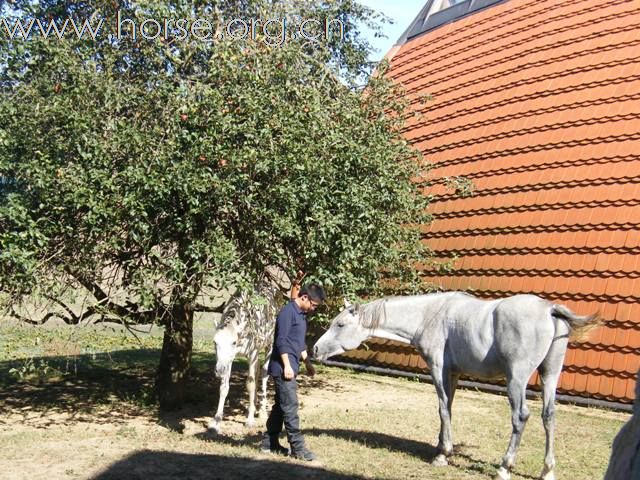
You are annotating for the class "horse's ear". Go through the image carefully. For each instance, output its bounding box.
[343,297,351,309]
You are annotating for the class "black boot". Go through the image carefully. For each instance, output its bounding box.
[290,447,317,461]
[260,433,289,456]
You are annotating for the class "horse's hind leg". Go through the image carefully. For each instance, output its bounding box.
[536,338,567,480]
[495,375,530,480]
[245,350,259,427]
[258,347,272,419]
[537,369,561,480]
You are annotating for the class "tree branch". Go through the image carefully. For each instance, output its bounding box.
[192,302,225,314]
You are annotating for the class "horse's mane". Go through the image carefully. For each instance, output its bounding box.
[359,298,388,330]
[218,292,245,329]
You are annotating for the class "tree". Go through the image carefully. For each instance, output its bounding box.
[0,0,431,408]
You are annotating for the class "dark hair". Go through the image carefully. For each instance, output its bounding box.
[299,283,326,303]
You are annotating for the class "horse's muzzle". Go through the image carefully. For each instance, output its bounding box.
[215,363,230,379]
[312,344,330,361]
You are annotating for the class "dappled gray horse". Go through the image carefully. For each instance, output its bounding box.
[313,292,599,480]
[208,280,280,433]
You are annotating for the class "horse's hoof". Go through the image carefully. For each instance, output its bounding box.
[539,470,555,480]
[431,454,448,467]
[207,421,221,434]
[245,418,256,428]
[494,466,511,480]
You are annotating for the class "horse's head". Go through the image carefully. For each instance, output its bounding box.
[214,323,239,378]
[214,300,247,378]
[313,298,371,361]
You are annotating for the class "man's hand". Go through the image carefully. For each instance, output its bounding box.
[283,365,294,380]
[281,353,295,380]
[305,358,316,377]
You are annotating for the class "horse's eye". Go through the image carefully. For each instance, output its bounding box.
[232,341,237,346]
[336,322,345,328]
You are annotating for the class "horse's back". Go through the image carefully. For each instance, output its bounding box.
[440,294,504,376]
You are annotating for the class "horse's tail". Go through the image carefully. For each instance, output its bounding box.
[551,304,601,342]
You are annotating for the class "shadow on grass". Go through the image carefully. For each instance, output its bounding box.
[307,428,537,480]
[0,349,163,423]
[0,349,343,430]
[0,349,223,425]
[308,427,438,462]
[90,449,366,480]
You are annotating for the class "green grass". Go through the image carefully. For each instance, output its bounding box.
[0,318,629,480]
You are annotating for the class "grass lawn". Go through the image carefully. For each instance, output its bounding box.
[0,317,629,480]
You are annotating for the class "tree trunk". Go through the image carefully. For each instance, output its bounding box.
[156,301,194,410]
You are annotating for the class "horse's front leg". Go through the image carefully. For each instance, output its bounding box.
[430,363,454,467]
[245,350,259,428]
[208,368,231,433]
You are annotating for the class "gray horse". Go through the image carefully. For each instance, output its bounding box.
[313,292,599,480]
[208,280,281,433]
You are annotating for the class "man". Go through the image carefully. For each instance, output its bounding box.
[261,283,326,461]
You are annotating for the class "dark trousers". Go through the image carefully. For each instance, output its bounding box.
[266,375,305,451]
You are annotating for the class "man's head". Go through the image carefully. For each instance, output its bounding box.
[296,283,326,313]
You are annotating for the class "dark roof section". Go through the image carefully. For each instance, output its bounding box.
[394,0,508,46]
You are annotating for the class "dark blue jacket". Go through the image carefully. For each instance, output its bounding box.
[267,301,307,377]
